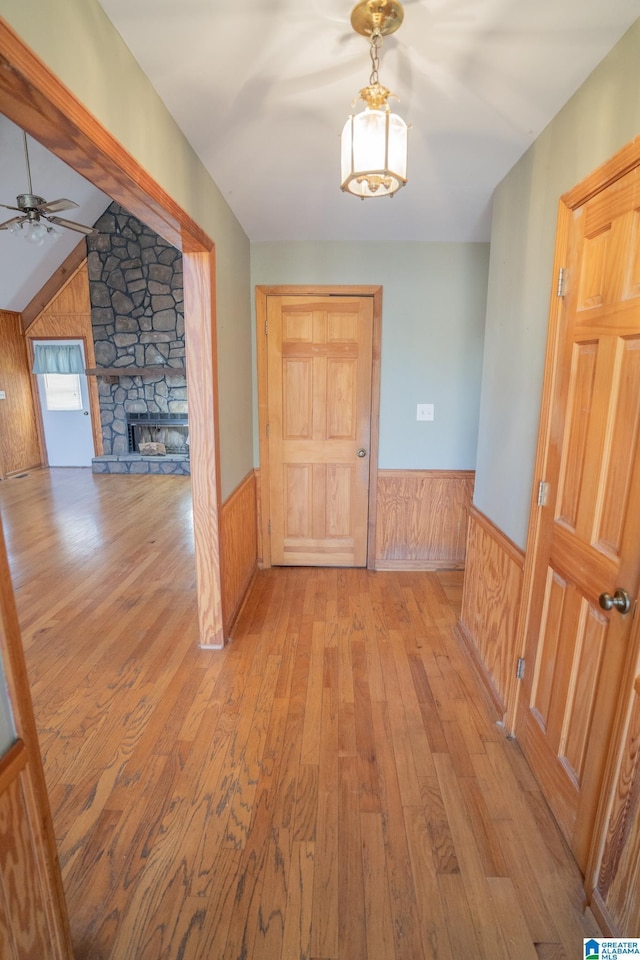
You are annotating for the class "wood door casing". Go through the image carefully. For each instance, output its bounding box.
[517,164,640,872]
[267,295,374,566]
[257,286,382,570]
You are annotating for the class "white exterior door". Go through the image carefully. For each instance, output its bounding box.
[34,339,95,467]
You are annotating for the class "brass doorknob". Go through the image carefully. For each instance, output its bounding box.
[598,588,631,615]
[357,448,367,458]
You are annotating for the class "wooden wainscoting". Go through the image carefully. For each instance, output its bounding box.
[592,675,640,934]
[221,470,258,636]
[0,311,41,480]
[459,507,524,717]
[375,470,474,570]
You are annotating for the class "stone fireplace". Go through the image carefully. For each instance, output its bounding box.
[88,202,190,476]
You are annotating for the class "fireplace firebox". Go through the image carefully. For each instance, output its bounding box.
[127,412,189,456]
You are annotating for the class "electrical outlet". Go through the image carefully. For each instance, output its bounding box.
[0,391,6,400]
[417,403,434,421]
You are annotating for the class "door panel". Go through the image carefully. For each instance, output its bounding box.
[519,166,640,871]
[267,295,373,566]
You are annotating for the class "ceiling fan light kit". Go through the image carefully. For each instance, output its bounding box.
[0,131,98,242]
[340,0,408,199]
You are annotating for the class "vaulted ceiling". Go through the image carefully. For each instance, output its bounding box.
[1,1,638,311]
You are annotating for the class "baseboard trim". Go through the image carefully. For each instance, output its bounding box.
[375,558,466,571]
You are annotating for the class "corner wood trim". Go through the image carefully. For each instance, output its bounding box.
[255,285,382,569]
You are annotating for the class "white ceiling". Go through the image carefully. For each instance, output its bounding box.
[1,2,639,312]
[97,0,640,242]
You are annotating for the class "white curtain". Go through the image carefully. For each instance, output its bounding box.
[32,343,85,375]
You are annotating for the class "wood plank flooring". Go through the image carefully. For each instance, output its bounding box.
[0,468,600,959]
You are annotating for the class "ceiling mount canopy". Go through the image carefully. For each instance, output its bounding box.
[349,0,404,38]
[340,0,408,199]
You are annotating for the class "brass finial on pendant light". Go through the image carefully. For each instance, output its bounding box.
[340,0,408,199]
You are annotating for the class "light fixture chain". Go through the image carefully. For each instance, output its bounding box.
[369,30,382,86]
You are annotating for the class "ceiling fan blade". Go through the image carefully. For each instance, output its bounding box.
[39,198,79,214]
[46,215,97,236]
[0,215,25,230]
[0,201,21,212]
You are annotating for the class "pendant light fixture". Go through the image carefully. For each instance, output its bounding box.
[340,0,408,199]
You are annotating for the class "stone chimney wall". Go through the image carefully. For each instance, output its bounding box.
[87,202,186,455]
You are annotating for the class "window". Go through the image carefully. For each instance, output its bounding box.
[42,374,83,411]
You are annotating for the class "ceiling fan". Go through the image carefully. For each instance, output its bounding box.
[0,131,97,243]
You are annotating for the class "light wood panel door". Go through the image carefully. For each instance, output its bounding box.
[518,165,640,871]
[266,295,373,566]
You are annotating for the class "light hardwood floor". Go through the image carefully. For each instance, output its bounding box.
[0,468,599,959]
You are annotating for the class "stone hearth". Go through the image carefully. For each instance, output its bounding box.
[92,454,190,476]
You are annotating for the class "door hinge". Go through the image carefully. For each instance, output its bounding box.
[537,480,549,507]
[268,519,271,534]
[516,657,526,680]
[266,422,270,439]
[557,267,566,297]
[265,319,268,335]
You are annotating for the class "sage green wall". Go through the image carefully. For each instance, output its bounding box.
[251,242,489,470]
[474,18,640,548]
[0,0,253,501]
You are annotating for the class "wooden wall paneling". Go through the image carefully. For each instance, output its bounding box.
[26,255,91,319]
[220,470,258,636]
[375,470,474,569]
[592,675,640,934]
[0,311,41,479]
[459,507,525,717]
[26,261,103,457]
[21,238,87,330]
